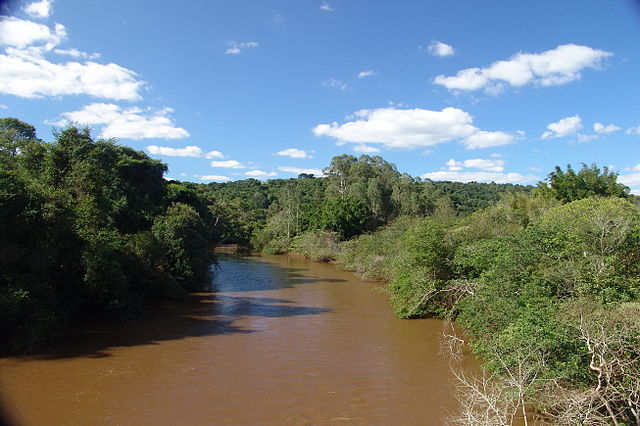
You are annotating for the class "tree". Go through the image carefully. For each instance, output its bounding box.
[538,163,629,203]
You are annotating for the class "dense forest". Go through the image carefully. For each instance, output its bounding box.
[2,119,639,424]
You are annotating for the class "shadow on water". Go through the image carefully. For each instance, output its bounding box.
[30,256,333,360]
[210,253,346,293]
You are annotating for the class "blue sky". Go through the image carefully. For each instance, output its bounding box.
[1,0,639,193]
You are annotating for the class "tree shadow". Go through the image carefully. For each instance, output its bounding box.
[21,255,340,359]
[34,292,330,360]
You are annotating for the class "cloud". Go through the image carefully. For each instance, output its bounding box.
[205,150,224,159]
[423,157,537,184]
[320,2,335,12]
[445,158,505,172]
[593,122,621,134]
[427,41,455,57]
[146,145,223,159]
[323,78,350,91]
[353,144,381,153]
[357,70,376,78]
[147,145,204,157]
[626,127,640,135]
[421,170,537,184]
[279,166,324,176]
[0,48,144,100]
[225,41,258,55]
[0,16,144,101]
[0,17,66,49]
[0,104,7,109]
[541,115,582,139]
[210,160,245,169]
[51,103,188,140]
[199,175,231,182]
[577,134,598,143]
[276,148,313,159]
[24,0,52,18]
[463,130,515,149]
[313,107,515,150]
[434,44,612,93]
[618,172,640,192]
[245,170,277,177]
[54,48,100,60]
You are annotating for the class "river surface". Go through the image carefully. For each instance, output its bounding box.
[0,254,474,425]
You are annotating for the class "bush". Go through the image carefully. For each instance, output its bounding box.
[290,230,340,262]
[336,216,414,281]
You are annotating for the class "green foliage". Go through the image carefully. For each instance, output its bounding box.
[388,217,455,318]
[290,230,340,262]
[316,196,372,239]
[152,202,213,289]
[538,163,630,202]
[0,121,217,352]
[337,216,414,281]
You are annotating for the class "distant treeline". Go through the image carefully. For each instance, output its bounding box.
[204,154,533,251]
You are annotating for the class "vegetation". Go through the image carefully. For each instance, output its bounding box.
[335,169,639,424]
[3,118,639,423]
[0,119,217,352]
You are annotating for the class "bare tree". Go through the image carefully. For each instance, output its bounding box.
[442,322,543,426]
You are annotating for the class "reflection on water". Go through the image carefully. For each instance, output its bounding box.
[0,254,470,425]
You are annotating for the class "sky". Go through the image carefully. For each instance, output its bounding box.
[1,0,639,193]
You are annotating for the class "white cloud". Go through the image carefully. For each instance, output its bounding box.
[320,2,335,12]
[51,103,188,140]
[146,145,223,159]
[445,158,505,172]
[279,166,324,176]
[618,173,640,191]
[245,170,277,177]
[225,41,258,55]
[323,78,350,91]
[541,115,583,139]
[423,157,537,184]
[199,175,231,182]
[421,170,537,184]
[353,144,381,153]
[24,0,53,18]
[626,126,640,135]
[0,49,144,100]
[0,17,66,49]
[463,131,515,149]
[276,148,313,159]
[210,160,245,169]
[434,44,612,93]
[593,122,621,134]
[0,16,144,101]
[427,41,455,57]
[54,48,100,60]
[205,150,224,159]
[577,134,598,143]
[313,107,515,150]
[147,145,204,157]
[357,70,376,78]
[0,104,7,109]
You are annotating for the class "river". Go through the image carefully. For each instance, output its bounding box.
[0,254,474,425]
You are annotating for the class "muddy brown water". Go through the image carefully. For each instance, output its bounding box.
[0,254,476,425]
